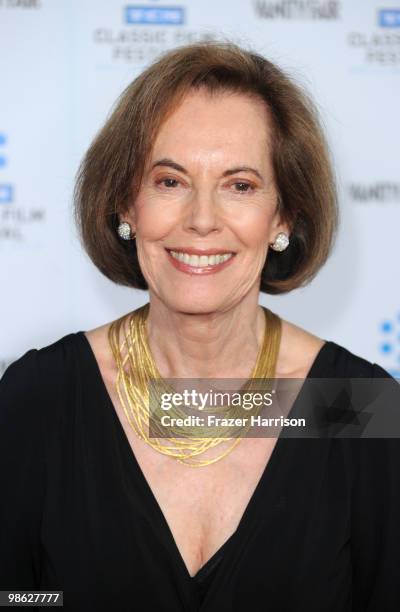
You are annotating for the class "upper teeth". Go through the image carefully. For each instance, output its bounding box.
[169,251,234,267]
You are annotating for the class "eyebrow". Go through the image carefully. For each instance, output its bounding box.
[150,158,264,181]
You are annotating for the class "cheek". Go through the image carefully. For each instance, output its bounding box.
[133,191,275,246]
[134,196,180,239]
[230,207,273,247]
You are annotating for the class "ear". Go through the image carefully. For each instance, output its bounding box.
[267,203,291,246]
[119,204,137,233]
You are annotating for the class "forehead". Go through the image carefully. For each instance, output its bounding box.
[150,89,273,164]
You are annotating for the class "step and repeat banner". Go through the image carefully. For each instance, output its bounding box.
[0,0,399,376]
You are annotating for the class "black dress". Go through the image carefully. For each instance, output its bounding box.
[0,331,399,611]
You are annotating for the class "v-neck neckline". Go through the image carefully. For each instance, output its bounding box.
[76,330,335,606]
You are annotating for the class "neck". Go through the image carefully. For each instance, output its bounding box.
[144,292,267,379]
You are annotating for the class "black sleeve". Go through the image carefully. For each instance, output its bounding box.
[0,350,45,589]
[351,363,400,611]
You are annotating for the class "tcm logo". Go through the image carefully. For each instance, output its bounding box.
[378,8,400,27]
[0,184,13,204]
[125,5,185,25]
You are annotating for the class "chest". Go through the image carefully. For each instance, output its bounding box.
[104,375,278,575]
[141,440,278,576]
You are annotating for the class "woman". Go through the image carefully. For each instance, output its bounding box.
[0,41,399,611]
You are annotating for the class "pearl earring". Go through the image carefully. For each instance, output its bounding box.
[117,222,136,241]
[270,232,289,252]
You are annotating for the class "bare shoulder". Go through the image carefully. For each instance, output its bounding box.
[276,317,326,378]
[83,321,115,372]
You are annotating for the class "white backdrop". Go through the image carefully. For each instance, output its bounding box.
[1,0,399,377]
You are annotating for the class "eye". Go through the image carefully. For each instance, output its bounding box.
[156,177,180,189]
[232,182,255,193]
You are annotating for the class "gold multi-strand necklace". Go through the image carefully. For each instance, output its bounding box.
[108,303,282,467]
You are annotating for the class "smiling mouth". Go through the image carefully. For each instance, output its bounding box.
[165,248,236,274]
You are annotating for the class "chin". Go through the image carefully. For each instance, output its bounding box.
[164,294,230,316]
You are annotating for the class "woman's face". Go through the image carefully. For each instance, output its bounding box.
[125,88,288,314]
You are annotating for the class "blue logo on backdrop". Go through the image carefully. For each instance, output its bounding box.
[125,5,185,25]
[0,184,13,204]
[0,132,7,168]
[378,9,400,27]
[379,312,400,377]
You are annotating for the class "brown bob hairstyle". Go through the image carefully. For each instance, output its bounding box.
[73,40,338,295]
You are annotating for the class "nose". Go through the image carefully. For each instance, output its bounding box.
[183,188,223,236]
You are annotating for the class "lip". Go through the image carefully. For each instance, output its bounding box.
[166,246,236,256]
[165,248,236,276]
